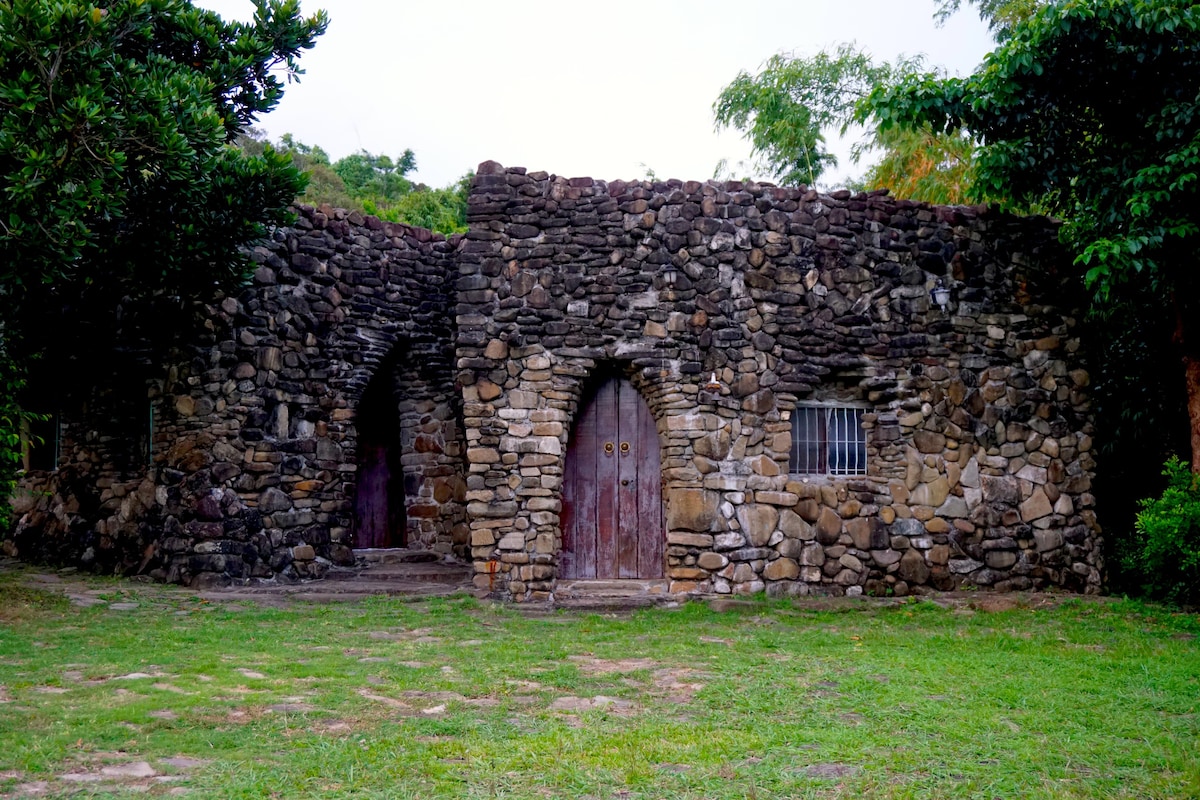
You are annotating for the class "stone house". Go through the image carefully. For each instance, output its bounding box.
[7,161,1103,600]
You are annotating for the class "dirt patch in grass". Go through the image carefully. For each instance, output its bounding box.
[567,655,660,674]
[800,762,862,779]
[649,667,706,704]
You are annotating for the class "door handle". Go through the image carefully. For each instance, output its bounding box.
[620,441,630,454]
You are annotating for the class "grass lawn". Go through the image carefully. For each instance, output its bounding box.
[0,568,1197,799]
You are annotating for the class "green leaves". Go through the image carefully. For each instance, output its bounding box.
[1130,456,1200,604]
[0,0,327,512]
[713,44,905,186]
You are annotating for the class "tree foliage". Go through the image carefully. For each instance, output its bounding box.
[260,133,469,235]
[713,44,985,201]
[0,0,327,528]
[1129,456,1200,605]
[933,0,1045,37]
[714,45,912,187]
[333,148,416,203]
[868,1,1200,302]
[854,124,977,205]
[0,0,327,307]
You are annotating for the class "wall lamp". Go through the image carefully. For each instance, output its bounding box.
[931,277,952,313]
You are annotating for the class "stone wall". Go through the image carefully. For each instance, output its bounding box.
[9,206,466,585]
[8,162,1102,598]
[457,162,1100,600]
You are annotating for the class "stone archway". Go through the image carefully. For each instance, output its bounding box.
[351,342,466,554]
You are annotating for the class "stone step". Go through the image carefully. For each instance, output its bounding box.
[325,563,473,583]
[354,548,442,565]
[556,579,671,598]
[199,579,467,604]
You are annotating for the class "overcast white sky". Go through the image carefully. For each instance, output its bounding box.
[196,1,995,189]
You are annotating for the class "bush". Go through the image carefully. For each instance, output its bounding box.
[1127,457,1200,605]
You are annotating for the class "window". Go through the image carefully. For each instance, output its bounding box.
[790,405,867,476]
[21,412,59,472]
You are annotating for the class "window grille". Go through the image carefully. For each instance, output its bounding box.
[790,406,867,476]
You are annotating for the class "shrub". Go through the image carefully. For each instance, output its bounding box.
[1128,457,1200,606]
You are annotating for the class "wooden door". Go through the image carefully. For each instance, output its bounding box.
[561,376,663,579]
[354,440,406,548]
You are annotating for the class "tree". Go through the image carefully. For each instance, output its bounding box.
[712,3,1046,197]
[713,44,986,199]
[714,45,898,187]
[333,149,416,203]
[933,0,1046,38]
[866,0,1200,469]
[0,0,327,524]
[266,135,470,235]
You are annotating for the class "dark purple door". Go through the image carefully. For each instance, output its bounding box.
[561,376,663,579]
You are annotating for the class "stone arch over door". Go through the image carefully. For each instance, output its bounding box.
[351,339,466,554]
[560,368,664,579]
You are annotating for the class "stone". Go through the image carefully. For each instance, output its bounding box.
[936,496,969,518]
[909,477,950,508]
[815,507,842,544]
[779,509,815,540]
[871,549,901,567]
[258,487,292,513]
[898,549,930,584]
[737,504,779,547]
[668,489,719,532]
[668,532,715,548]
[694,429,732,460]
[949,557,984,574]
[763,558,799,580]
[839,553,863,572]
[697,552,728,570]
[741,389,775,415]
[1020,488,1053,522]
[846,518,872,550]
[913,430,946,454]
[985,550,1018,569]
[1034,529,1063,552]
[799,543,825,566]
[981,475,1021,506]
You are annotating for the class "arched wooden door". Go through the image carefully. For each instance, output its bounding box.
[561,375,664,579]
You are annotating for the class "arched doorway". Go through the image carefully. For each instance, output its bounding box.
[352,342,466,553]
[354,367,407,548]
[561,374,664,579]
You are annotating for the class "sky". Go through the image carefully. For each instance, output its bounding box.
[196,1,996,190]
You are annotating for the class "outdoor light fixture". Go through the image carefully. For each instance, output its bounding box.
[661,264,680,289]
[931,278,952,313]
[704,372,723,392]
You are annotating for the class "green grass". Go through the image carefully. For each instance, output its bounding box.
[0,570,1197,799]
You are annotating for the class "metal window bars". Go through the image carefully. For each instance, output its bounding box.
[790,406,866,476]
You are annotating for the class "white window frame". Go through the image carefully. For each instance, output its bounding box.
[789,403,868,477]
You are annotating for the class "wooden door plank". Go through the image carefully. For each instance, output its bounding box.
[574,383,600,578]
[595,377,619,579]
[561,418,577,579]
[636,392,664,578]
[616,380,640,578]
[355,443,389,548]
